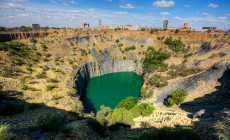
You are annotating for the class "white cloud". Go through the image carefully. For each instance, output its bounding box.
[184,5,190,7]
[208,3,218,8]
[160,12,170,15]
[69,1,78,4]
[218,17,227,20]
[70,10,83,13]
[153,0,175,7]
[50,1,57,4]
[113,12,128,15]
[120,4,135,9]
[12,0,28,2]
[62,2,68,6]
[18,13,32,17]
[174,16,182,20]
[202,13,211,16]
[88,9,96,12]
[0,3,25,10]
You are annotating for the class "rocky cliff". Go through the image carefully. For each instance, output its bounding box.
[74,59,143,98]
[154,61,230,107]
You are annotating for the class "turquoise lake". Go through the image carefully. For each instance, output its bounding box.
[83,72,144,112]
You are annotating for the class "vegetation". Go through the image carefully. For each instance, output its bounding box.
[130,103,154,117]
[164,37,189,52]
[143,47,170,73]
[80,49,88,56]
[115,97,138,110]
[45,85,57,91]
[0,122,10,138]
[46,78,58,83]
[96,105,112,126]
[166,88,188,107]
[115,39,120,43]
[118,43,123,47]
[168,64,202,78]
[146,75,168,88]
[28,103,44,110]
[29,37,37,43]
[140,88,153,99]
[125,45,136,51]
[136,127,201,140]
[150,30,154,34]
[21,84,29,90]
[123,56,126,60]
[36,114,65,132]
[207,29,212,33]
[0,85,5,100]
[36,71,46,79]
[0,102,25,116]
[214,113,230,140]
[175,29,180,33]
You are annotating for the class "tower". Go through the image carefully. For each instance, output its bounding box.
[99,19,101,27]
[163,20,168,29]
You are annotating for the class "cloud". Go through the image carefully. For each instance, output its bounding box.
[226,14,230,16]
[105,0,112,1]
[0,3,25,10]
[70,10,83,13]
[113,12,128,15]
[218,17,227,20]
[88,9,96,12]
[62,2,68,6]
[160,12,170,15]
[12,0,28,2]
[202,13,211,16]
[120,4,135,9]
[174,16,182,20]
[208,3,218,8]
[153,0,175,7]
[184,5,190,7]
[18,13,32,17]
[50,1,57,4]
[69,1,79,4]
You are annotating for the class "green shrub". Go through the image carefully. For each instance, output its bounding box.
[166,88,188,107]
[164,37,187,52]
[150,30,154,34]
[136,127,201,140]
[26,67,32,71]
[141,28,145,31]
[21,84,29,90]
[28,103,44,110]
[143,47,170,73]
[123,56,126,60]
[130,105,141,118]
[166,97,174,107]
[35,71,46,79]
[68,59,73,64]
[139,103,154,116]
[140,88,154,99]
[44,53,52,57]
[42,65,49,71]
[116,97,138,110]
[30,37,37,43]
[36,114,64,132]
[115,39,119,43]
[207,29,212,33]
[118,43,123,47]
[45,85,57,91]
[43,58,49,62]
[107,108,135,126]
[96,105,112,126]
[46,78,58,83]
[175,29,180,33]
[41,44,47,49]
[80,49,88,56]
[0,122,10,138]
[0,102,25,116]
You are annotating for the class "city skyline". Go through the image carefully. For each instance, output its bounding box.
[0,0,230,30]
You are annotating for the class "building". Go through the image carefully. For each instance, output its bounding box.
[30,24,40,28]
[82,23,89,28]
[202,27,216,30]
[163,20,168,29]
[184,23,189,28]
[98,19,101,27]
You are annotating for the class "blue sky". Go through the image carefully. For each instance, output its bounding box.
[0,0,230,29]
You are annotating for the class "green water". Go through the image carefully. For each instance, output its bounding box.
[83,72,144,112]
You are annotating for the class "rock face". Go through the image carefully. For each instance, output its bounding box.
[155,61,230,107]
[120,37,151,46]
[74,59,143,98]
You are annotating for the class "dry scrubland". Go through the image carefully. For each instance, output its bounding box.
[0,29,230,139]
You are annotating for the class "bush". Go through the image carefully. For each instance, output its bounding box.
[68,59,73,64]
[0,102,25,116]
[30,37,37,43]
[123,56,126,60]
[150,30,154,34]
[118,43,123,47]
[45,85,57,91]
[96,105,112,126]
[147,76,168,88]
[35,71,46,79]
[44,53,52,57]
[36,114,64,132]
[143,47,170,73]
[46,78,58,83]
[140,88,154,99]
[207,29,212,33]
[28,103,44,110]
[136,127,201,140]
[115,39,119,43]
[125,45,136,51]
[42,65,49,71]
[0,122,10,138]
[139,103,154,116]
[164,37,187,52]
[115,97,138,110]
[107,108,135,126]
[130,105,141,118]
[21,84,29,90]
[166,88,188,107]
[175,29,180,33]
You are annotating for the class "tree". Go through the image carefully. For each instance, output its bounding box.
[96,105,112,126]
[175,29,180,33]
[139,103,154,116]
[150,30,154,34]
[166,88,188,107]
[207,29,212,33]
[115,97,138,110]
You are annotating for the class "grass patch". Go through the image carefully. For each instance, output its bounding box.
[36,71,46,79]
[46,85,57,91]
[46,78,58,83]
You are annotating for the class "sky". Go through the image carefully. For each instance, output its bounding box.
[0,0,230,29]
